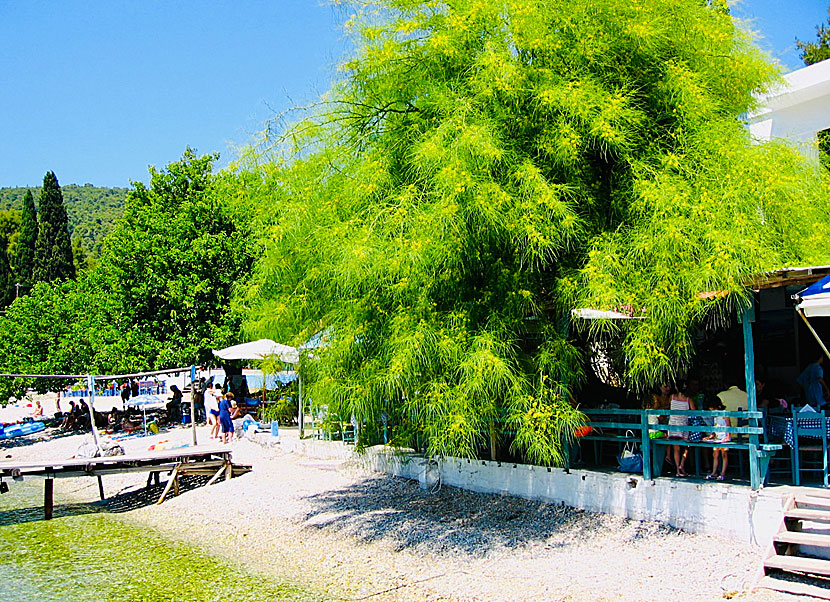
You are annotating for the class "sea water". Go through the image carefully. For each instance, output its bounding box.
[0,480,322,602]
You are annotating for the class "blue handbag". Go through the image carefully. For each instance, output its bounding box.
[617,432,643,473]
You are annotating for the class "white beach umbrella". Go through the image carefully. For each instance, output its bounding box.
[128,393,166,432]
[212,339,300,364]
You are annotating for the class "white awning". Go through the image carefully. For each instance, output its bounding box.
[571,308,645,320]
[798,296,830,318]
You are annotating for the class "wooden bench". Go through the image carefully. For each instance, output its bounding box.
[575,409,652,475]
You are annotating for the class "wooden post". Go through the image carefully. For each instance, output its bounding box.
[86,375,100,449]
[190,365,197,446]
[488,419,498,461]
[298,374,304,439]
[97,475,105,501]
[157,465,180,505]
[742,303,761,489]
[641,410,652,481]
[44,477,54,520]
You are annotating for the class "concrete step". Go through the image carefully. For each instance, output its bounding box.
[793,487,830,499]
[774,531,830,548]
[797,496,830,510]
[764,554,830,577]
[785,508,830,522]
[757,574,830,599]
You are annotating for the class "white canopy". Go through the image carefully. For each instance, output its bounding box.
[795,275,830,318]
[794,275,830,362]
[571,308,645,320]
[212,339,299,364]
[798,296,830,318]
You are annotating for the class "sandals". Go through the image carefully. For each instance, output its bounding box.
[676,468,687,477]
[705,473,726,481]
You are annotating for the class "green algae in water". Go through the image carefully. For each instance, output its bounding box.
[0,481,323,602]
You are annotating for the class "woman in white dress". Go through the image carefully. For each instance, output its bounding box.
[668,383,696,477]
[205,384,222,439]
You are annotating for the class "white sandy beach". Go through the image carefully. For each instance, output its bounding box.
[0,399,810,602]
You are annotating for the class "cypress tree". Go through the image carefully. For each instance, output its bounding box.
[0,239,14,307]
[13,189,37,286]
[33,171,75,283]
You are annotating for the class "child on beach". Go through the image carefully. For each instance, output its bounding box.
[704,399,731,481]
[218,392,238,444]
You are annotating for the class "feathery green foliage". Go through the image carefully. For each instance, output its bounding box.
[242,0,830,463]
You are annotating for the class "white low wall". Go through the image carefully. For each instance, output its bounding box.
[281,438,786,548]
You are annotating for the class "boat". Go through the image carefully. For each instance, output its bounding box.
[0,421,46,439]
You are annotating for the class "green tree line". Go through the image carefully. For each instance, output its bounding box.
[0,151,258,401]
[0,184,127,260]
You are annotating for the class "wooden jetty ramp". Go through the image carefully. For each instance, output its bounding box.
[0,446,251,519]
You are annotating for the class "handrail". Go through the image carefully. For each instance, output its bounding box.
[581,408,762,418]
[646,409,762,419]
[580,408,644,415]
[648,424,762,434]
[573,406,767,488]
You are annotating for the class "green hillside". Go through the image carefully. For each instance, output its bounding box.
[0,184,128,257]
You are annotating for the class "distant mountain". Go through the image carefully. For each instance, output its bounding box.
[0,184,128,257]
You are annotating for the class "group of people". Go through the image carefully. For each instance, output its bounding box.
[649,381,732,480]
[49,375,244,444]
[204,384,238,444]
[646,356,830,480]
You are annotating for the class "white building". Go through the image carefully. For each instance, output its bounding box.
[748,59,830,160]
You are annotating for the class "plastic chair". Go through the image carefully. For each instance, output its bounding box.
[791,409,829,487]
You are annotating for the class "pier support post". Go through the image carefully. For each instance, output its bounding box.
[97,475,105,501]
[44,477,54,520]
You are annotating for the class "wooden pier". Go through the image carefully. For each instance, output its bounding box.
[0,446,251,519]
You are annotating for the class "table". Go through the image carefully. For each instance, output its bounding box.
[768,415,830,447]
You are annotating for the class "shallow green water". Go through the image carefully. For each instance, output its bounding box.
[0,481,322,602]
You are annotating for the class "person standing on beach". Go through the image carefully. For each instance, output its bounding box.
[193,378,206,424]
[205,384,222,439]
[218,392,238,444]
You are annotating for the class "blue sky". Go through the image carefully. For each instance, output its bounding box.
[0,1,827,188]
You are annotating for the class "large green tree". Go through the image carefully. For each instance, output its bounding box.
[243,0,830,463]
[33,171,75,283]
[0,238,14,307]
[96,149,257,366]
[13,190,37,287]
[0,151,258,401]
